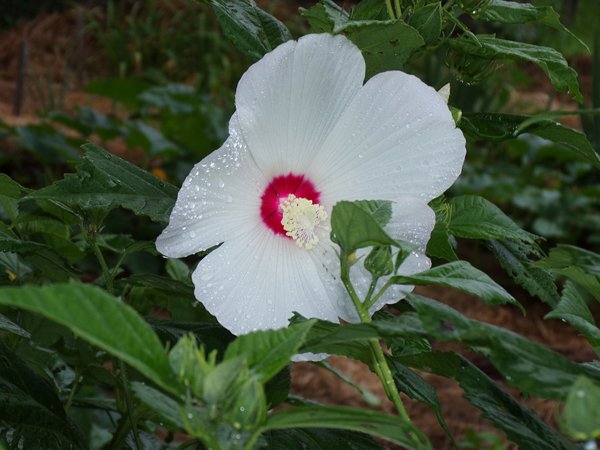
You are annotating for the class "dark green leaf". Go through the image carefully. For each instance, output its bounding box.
[264,405,431,449]
[487,239,560,307]
[448,36,582,102]
[0,340,85,450]
[561,376,600,441]
[460,113,600,167]
[299,0,348,33]
[85,78,152,109]
[224,321,315,382]
[404,294,599,399]
[535,245,600,300]
[203,0,292,61]
[342,20,425,77]
[409,2,442,44]
[392,261,519,307]
[399,351,577,450]
[28,143,178,223]
[388,358,452,440]
[426,199,458,261]
[0,283,177,395]
[449,195,537,243]
[262,428,383,449]
[546,282,600,355]
[0,313,30,338]
[477,0,588,51]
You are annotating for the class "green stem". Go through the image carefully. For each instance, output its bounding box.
[394,0,402,18]
[118,360,144,450]
[339,253,411,423]
[64,369,82,411]
[385,0,397,19]
[89,231,142,450]
[92,240,114,295]
[365,278,394,310]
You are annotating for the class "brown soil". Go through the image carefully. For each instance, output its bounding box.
[0,6,596,450]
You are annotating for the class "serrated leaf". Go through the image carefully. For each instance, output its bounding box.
[404,294,600,399]
[224,321,315,382]
[487,239,560,307]
[388,358,452,440]
[427,199,458,261]
[409,2,442,44]
[299,0,348,33]
[546,282,600,355]
[535,245,600,300]
[341,20,425,77]
[449,195,537,244]
[460,113,600,167]
[203,0,292,61]
[477,0,588,51]
[392,261,519,308]
[0,283,177,395]
[264,405,431,449]
[448,36,582,102]
[561,376,600,441]
[262,428,383,449]
[27,143,178,223]
[399,350,577,450]
[0,340,85,450]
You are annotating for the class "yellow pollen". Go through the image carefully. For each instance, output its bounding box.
[280,194,328,250]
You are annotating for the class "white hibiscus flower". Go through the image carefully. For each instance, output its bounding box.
[156,33,466,335]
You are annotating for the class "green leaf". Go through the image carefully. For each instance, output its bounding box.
[131,382,184,429]
[262,428,383,449]
[448,36,582,102]
[546,282,600,355]
[426,198,458,261]
[404,294,600,399]
[392,261,520,308]
[399,350,578,450]
[561,376,600,441]
[460,113,600,167]
[331,200,409,253]
[449,195,537,244]
[224,321,315,383]
[0,313,30,338]
[28,143,178,223]
[341,20,425,78]
[487,239,560,307]
[409,2,442,44]
[264,405,431,449]
[477,0,588,52]
[0,339,85,450]
[203,0,292,61]
[299,0,348,33]
[535,245,600,300]
[0,283,177,395]
[86,78,152,109]
[388,358,452,440]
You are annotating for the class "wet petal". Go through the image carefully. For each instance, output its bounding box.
[235,33,365,178]
[191,224,342,335]
[156,119,266,258]
[312,71,466,205]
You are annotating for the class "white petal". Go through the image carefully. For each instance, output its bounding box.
[339,199,435,321]
[311,71,466,205]
[235,33,365,178]
[191,224,343,335]
[156,119,266,258]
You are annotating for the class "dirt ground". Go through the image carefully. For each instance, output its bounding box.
[0,6,595,450]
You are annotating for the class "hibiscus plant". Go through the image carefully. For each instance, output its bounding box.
[1,1,600,450]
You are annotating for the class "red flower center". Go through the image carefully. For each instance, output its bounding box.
[260,173,321,236]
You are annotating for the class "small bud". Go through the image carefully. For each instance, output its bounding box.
[364,246,393,277]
